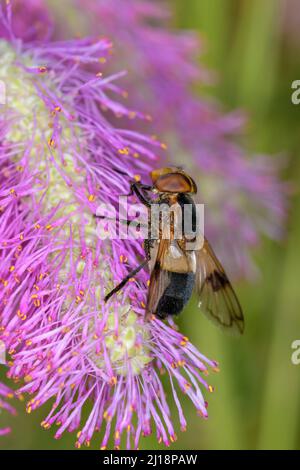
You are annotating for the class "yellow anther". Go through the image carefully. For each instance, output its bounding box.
[17,310,27,321]
[118,147,129,155]
[38,66,48,73]
[184,382,191,390]
[45,224,53,231]
[98,57,107,63]
[134,174,141,182]
[110,376,117,386]
[128,111,136,119]
[9,266,15,272]
[208,385,214,393]
[88,194,96,202]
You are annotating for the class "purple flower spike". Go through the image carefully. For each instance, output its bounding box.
[0,381,16,436]
[0,5,217,449]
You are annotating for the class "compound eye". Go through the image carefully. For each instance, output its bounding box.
[155,173,193,193]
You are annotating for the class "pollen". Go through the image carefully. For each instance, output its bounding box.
[118,147,129,155]
[48,138,55,148]
[41,421,50,429]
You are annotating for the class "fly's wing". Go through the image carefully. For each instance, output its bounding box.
[195,238,244,335]
[146,238,196,319]
[146,239,171,319]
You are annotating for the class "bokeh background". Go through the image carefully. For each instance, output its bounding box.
[1,0,300,450]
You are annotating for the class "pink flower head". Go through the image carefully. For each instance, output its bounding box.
[0,4,217,449]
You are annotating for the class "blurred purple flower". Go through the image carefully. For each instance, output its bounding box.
[0,3,217,449]
[0,0,52,41]
[73,0,287,278]
[0,381,16,436]
[280,0,300,47]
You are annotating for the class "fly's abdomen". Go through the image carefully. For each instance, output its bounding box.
[156,271,195,319]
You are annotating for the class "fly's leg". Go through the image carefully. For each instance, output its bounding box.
[104,259,149,302]
[130,181,153,208]
[103,181,154,302]
[93,214,148,229]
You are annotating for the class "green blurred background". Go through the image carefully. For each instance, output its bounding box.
[1,0,300,450]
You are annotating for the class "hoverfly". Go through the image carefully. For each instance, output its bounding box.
[103,167,244,334]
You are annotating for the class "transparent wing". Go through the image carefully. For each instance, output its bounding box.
[146,239,171,319]
[195,238,244,335]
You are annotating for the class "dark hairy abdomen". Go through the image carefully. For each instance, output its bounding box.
[156,271,195,319]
